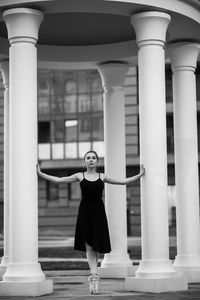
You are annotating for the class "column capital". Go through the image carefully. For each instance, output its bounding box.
[168,42,200,72]
[131,11,171,48]
[3,8,44,44]
[0,60,9,89]
[98,62,129,91]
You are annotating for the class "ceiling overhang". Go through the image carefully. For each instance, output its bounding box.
[0,0,199,69]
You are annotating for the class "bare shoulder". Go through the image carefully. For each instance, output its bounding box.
[74,172,84,181]
[100,173,106,182]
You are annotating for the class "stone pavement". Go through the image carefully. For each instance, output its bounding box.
[0,270,200,300]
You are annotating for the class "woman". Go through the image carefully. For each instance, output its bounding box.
[37,151,145,294]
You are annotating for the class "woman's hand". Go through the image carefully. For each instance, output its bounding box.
[36,163,41,174]
[140,164,145,177]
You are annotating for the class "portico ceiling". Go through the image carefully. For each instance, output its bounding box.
[0,0,199,68]
[0,12,136,46]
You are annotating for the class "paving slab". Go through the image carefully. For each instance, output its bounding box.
[0,270,200,300]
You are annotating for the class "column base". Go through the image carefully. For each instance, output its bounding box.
[174,266,200,283]
[100,252,133,268]
[136,259,177,278]
[125,275,188,293]
[3,262,45,282]
[98,265,138,278]
[0,279,53,297]
[99,252,133,278]
[174,254,200,282]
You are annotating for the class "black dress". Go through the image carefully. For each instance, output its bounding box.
[74,173,111,254]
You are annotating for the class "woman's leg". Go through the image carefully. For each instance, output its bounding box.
[85,243,100,294]
[85,243,98,274]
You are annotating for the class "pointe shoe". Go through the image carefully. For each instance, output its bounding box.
[88,274,99,294]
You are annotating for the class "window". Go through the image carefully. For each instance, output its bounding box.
[65,120,78,142]
[38,97,50,114]
[64,79,77,113]
[64,94,76,113]
[65,79,76,94]
[38,79,51,114]
[92,94,103,111]
[65,119,78,158]
[38,144,51,160]
[78,73,90,94]
[52,120,64,143]
[91,77,102,93]
[38,80,50,96]
[167,115,174,154]
[79,119,91,140]
[79,142,91,158]
[78,94,90,112]
[92,118,103,140]
[65,143,77,159]
[168,185,176,227]
[47,181,59,206]
[93,141,104,157]
[38,122,51,159]
[52,143,64,159]
[70,181,81,200]
[51,95,63,114]
[165,65,173,103]
[38,122,50,143]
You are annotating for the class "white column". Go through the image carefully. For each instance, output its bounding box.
[125,12,187,293]
[0,8,53,297]
[169,42,200,283]
[98,62,133,278]
[0,61,9,278]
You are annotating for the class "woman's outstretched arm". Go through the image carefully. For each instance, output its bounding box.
[103,164,145,185]
[36,164,80,183]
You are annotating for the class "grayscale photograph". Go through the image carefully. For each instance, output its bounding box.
[0,0,199,299]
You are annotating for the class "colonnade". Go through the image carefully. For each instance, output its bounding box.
[0,6,199,297]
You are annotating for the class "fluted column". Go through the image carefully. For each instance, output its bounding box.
[98,62,133,278]
[0,61,9,278]
[125,12,187,293]
[169,42,200,282]
[0,8,53,297]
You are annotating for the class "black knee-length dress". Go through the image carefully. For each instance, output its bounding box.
[74,173,111,254]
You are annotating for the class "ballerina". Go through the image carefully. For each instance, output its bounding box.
[37,150,145,294]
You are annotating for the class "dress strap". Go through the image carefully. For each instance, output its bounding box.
[83,172,85,178]
[99,173,101,179]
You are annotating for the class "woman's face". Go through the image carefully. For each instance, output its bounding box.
[84,152,98,169]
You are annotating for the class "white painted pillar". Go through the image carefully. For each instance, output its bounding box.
[98,62,133,278]
[125,12,187,293]
[0,8,53,297]
[0,61,9,278]
[169,42,200,283]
